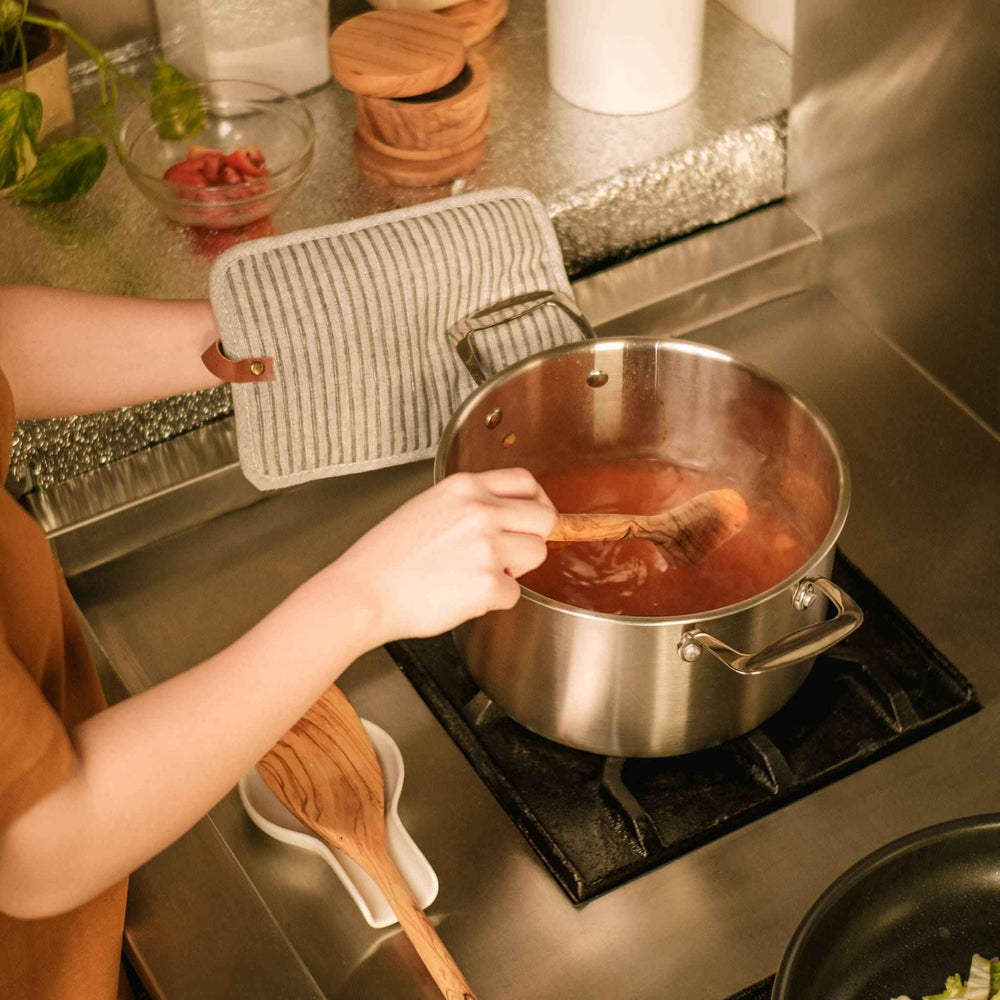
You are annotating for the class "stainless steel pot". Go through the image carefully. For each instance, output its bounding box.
[434,291,862,757]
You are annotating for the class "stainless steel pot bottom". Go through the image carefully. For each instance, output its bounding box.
[457,619,817,757]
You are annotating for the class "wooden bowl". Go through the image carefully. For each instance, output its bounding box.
[353,129,486,187]
[354,51,489,152]
[357,113,489,162]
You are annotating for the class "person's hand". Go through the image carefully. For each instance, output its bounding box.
[329,469,557,644]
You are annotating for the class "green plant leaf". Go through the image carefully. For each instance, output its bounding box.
[150,61,205,141]
[8,135,108,202]
[0,0,23,32]
[0,88,42,188]
[85,100,123,161]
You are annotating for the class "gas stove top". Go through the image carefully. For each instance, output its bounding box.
[386,553,978,904]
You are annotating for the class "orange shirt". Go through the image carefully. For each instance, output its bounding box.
[0,365,127,999]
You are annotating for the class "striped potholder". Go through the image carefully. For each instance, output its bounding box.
[208,187,582,490]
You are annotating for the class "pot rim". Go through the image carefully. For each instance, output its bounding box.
[435,336,851,627]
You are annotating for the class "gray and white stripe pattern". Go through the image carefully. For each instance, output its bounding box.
[210,188,581,490]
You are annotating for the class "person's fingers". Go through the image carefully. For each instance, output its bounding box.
[491,496,558,539]
[532,480,557,511]
[491,571,522,610]
[496,531,550,578]
[474,467,554,506]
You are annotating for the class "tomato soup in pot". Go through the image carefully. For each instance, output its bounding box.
[522,459,812,617]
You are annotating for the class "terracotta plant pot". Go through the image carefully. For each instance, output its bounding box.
[0,8,74,140]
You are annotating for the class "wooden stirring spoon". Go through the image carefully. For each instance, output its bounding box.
[258,686,477,1000]
[549,488,750,568]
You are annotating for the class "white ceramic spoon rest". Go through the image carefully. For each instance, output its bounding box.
[239,719,438,929]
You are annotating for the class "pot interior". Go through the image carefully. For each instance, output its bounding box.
[440,339,846,569]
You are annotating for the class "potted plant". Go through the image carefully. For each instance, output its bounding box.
[1,0,203,202]
[0,5,72,140]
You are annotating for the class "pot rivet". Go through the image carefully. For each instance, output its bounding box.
[249,361,266,377]
[587,370,609,388]
[502,432,517,449]
[486,408,503,429]
[678,636,702,663]
[793,581,816,611]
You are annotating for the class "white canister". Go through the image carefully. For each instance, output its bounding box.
[546,0,705,115]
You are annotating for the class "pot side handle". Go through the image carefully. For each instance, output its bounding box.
[680,578,863,676]
[447,290,597,385]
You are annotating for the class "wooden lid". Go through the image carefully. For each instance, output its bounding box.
[330,11,467,98]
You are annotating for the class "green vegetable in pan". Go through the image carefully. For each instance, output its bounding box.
[891,953,1000,1000]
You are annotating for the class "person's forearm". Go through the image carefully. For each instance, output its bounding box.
[0,468,556,919]
[0,562,379,918]
[0,284,222,418]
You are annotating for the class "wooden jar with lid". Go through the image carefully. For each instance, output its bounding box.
[329,8,500,187]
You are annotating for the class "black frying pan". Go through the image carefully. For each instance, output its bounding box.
[772,813,1000,1000]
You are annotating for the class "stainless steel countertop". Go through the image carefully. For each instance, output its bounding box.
[2,0,789,289]
[70,285,1000,999]
[4,0,789,490]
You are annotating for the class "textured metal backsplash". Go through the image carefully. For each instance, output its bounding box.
[550,114,786,277]
[9,387,233,491]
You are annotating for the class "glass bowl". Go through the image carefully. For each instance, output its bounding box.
[121,79,315,229]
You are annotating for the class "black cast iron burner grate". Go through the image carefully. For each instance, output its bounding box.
[386,553,979,904]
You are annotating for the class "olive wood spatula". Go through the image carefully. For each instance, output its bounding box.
[257,685,477,1000]
[549,487,749,568]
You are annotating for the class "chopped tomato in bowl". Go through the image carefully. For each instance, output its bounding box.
[164,145,270,186]
[120,79,314,230]
[161,146,274,226]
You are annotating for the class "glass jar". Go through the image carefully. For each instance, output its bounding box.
[154,0,331,96]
